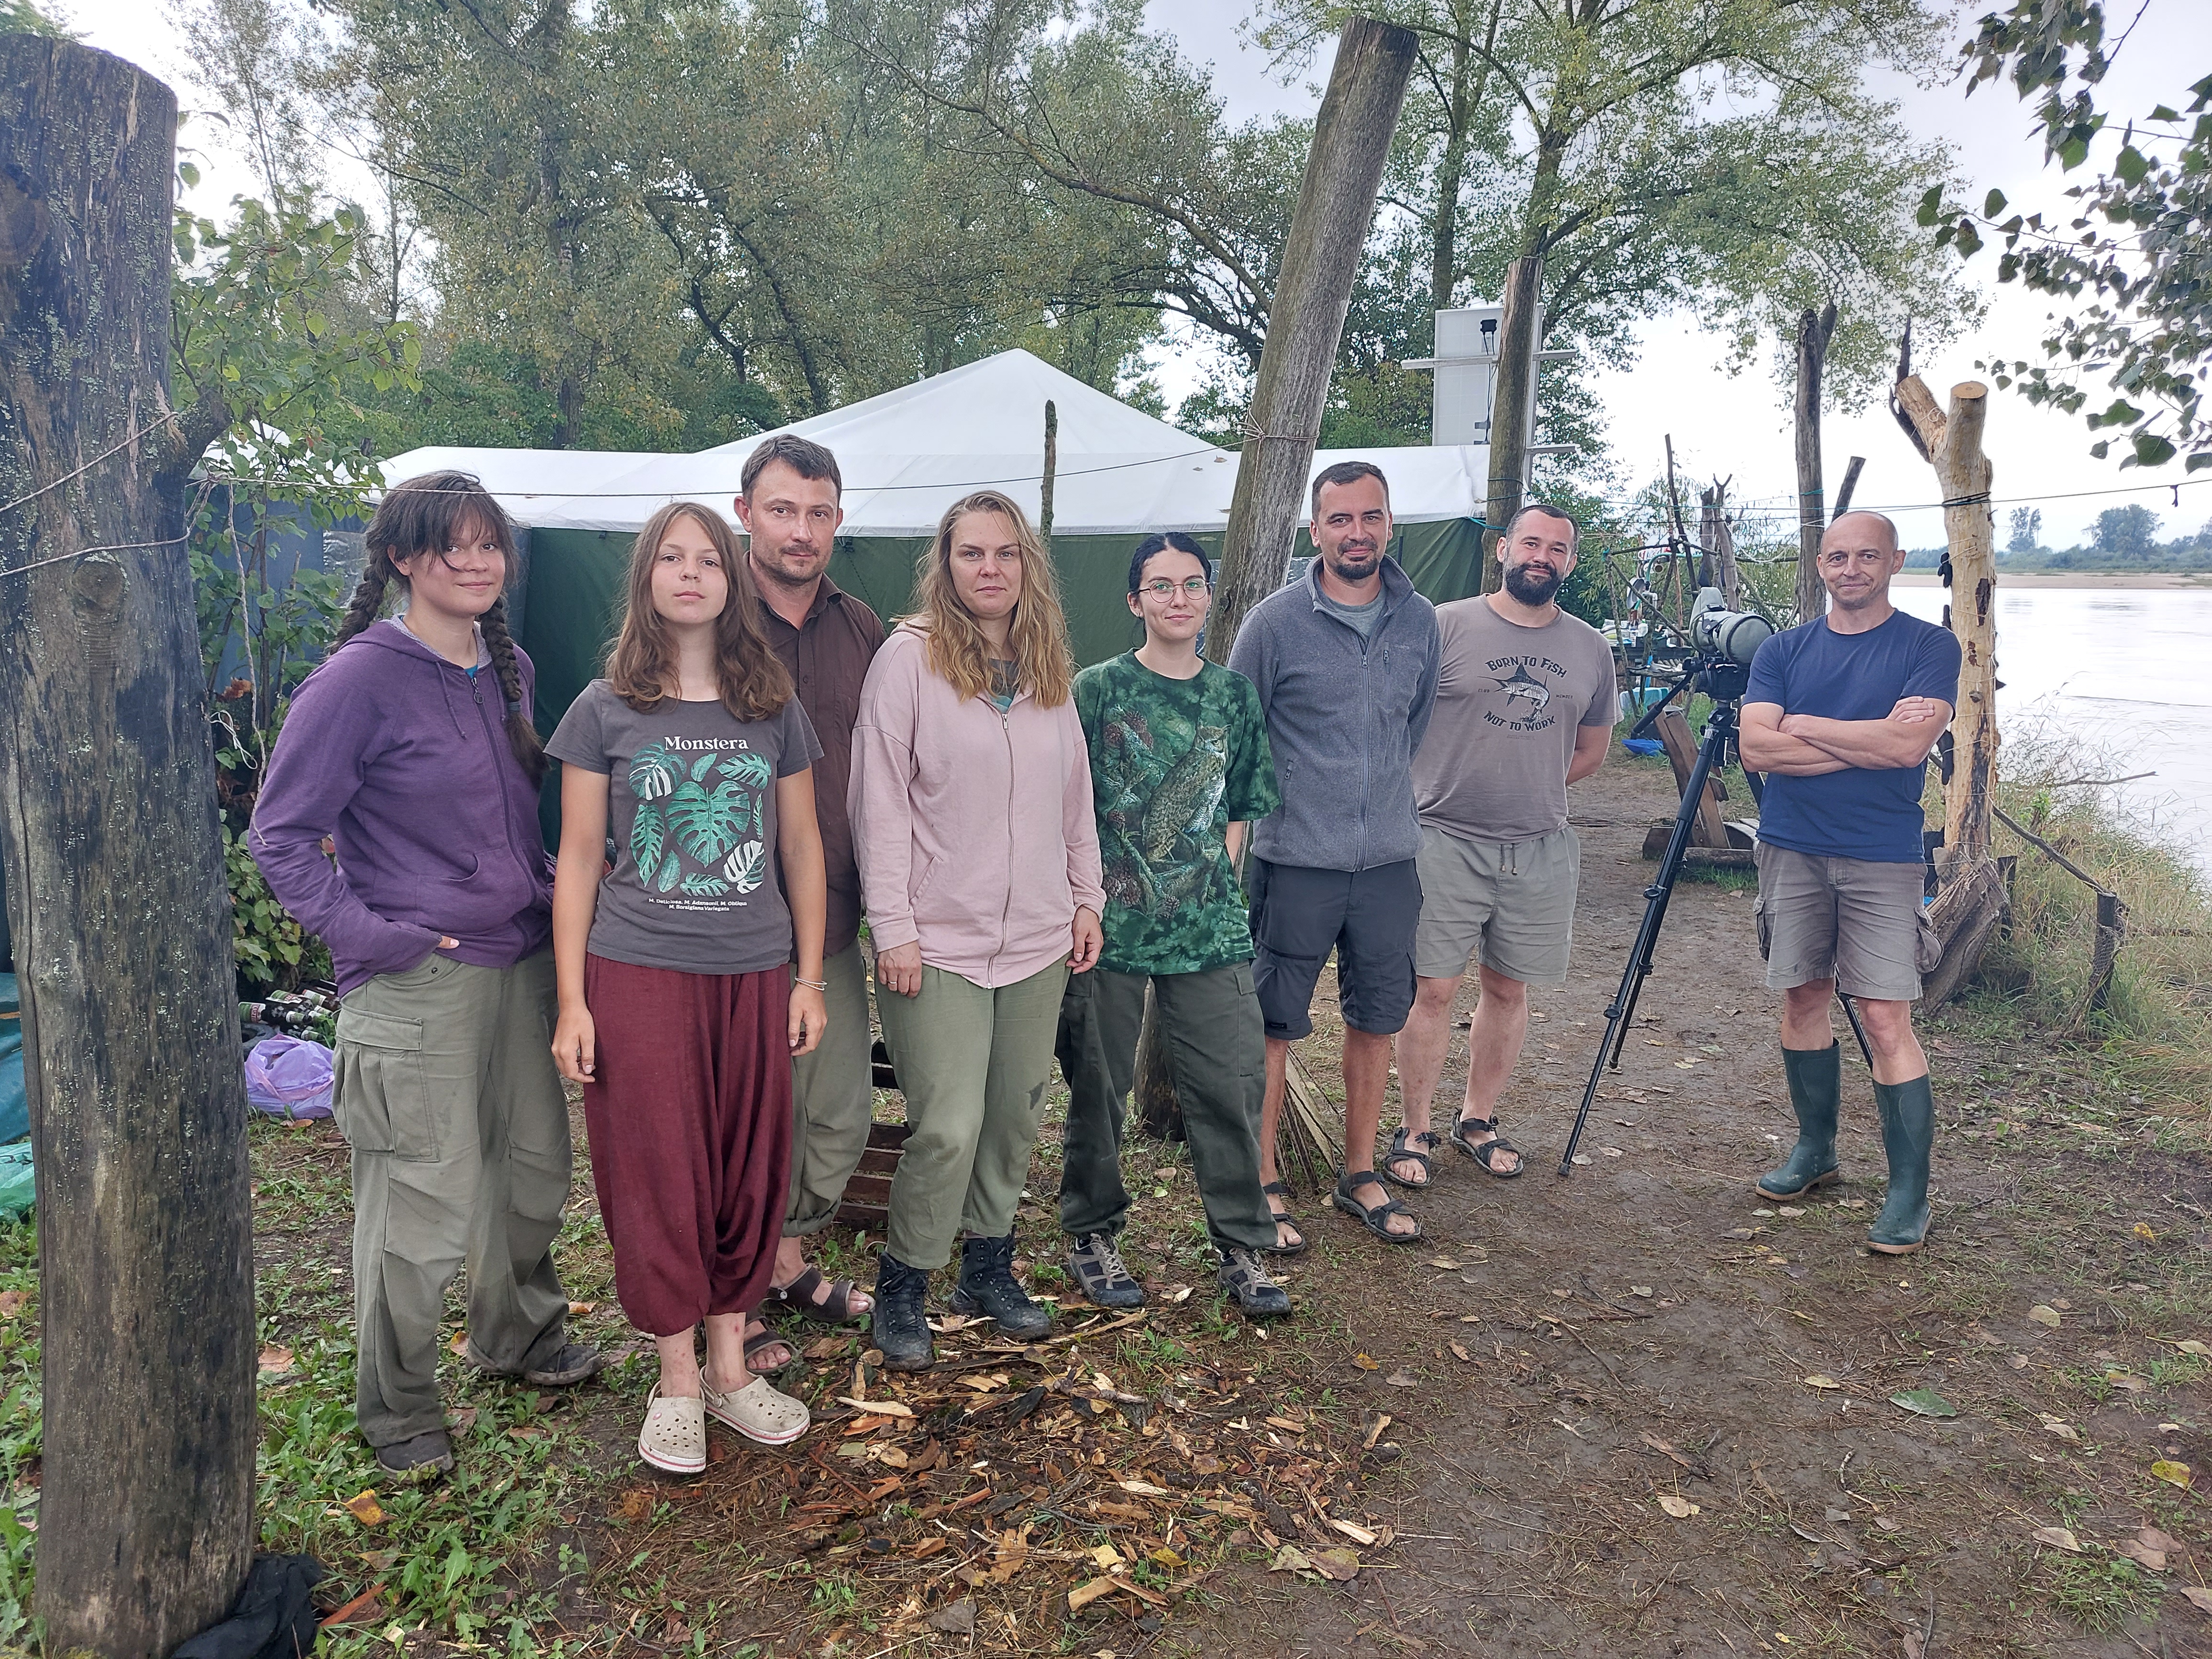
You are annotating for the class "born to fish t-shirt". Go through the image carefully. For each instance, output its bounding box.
[547,680,821,974]
[1411,597,1619,844]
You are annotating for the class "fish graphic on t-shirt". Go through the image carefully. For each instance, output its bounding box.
[1493,664,1553,714]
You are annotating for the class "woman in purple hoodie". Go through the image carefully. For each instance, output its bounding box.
[252,471,599,1481]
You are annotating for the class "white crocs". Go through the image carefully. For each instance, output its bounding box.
[637,1384,707,1474]
[703,1372,811,1446]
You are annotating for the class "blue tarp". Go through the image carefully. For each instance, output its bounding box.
[0,973,22,1148]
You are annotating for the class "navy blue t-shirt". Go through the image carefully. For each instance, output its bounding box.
[1745,610,1962,863]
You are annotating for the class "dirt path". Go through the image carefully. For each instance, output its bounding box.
[223,752,2211,1655]
[1175,753,2212,1658]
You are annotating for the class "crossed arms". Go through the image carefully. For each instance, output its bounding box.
[1737,697,1951,777]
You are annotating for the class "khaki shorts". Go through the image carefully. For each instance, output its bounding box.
[1412,823,1579,987]
[1753,841,1939,1002]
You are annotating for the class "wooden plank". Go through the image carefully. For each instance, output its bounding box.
[1651,709,1731,848]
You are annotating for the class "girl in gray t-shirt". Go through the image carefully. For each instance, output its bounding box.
[545,502,827,1476]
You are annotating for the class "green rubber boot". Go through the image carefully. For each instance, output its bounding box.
[1756,1043,1842,1199]
[1869,1075,1936,1255]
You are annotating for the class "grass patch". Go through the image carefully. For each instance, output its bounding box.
[1937,735,2212,1109]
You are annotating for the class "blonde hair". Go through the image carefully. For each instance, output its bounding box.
[906,490,1074,708]
[607,503,793,721]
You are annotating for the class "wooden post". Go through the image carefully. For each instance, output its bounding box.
[1894,378,1998,874]
[1480,254,1543,593]
[1039,398,1057,553]
[1792,300,1838,624]
[1893,376,2005,1002]
[1699,478,1739,608]
[0,38,257,1651]
[1208,14,1418,657]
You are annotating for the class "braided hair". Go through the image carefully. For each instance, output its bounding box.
[345,469,546,784]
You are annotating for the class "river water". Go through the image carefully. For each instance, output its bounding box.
[1891,583,2212,878]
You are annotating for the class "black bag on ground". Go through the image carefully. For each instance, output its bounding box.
[171,1554,327,1659]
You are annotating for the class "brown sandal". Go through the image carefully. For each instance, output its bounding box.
[1260,1181,1308,1257]
[771,1265,870,1326]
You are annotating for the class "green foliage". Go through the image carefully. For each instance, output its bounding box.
[0,0,70,35]
[171,191,411,994]
[1936,1,2212,472]
[223,823,326,993]
[0,1221,39,1648]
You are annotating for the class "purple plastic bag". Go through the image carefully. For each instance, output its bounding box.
[244,1035,335,1120]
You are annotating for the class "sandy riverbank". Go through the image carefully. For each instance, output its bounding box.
[1896,571,2212,588]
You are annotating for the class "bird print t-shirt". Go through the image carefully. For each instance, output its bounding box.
[547,679,822,975]
[1074,653,1280,976]
[1410,597,1618,844]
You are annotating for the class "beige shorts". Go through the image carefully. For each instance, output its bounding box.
[1413,823,1579,987]
[1753,842,1939,1002]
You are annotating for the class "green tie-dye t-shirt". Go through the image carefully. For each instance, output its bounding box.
[1075,653,1280,976]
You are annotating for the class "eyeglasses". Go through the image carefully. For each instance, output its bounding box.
[1139,577,1210,599]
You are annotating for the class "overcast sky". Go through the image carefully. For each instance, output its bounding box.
[51,0,2212,549]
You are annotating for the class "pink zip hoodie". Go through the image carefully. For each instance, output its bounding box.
[850,625,1105,988]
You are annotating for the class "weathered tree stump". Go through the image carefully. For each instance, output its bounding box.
[1792,301,1838,624]
[0,36,257,1652]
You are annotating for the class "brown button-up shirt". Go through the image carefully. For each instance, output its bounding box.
[760,571,884,956]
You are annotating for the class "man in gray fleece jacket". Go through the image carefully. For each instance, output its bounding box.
[1228,461,1440,1248]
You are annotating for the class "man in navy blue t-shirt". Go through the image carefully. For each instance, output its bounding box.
[1738,510,1962,1256]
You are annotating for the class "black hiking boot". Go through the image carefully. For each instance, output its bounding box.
[871,1252,936,1371]
[950,1233,1052,1339]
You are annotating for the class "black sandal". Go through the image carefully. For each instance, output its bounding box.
[743,1325,796,1373]
[771,1264,871,1325]
[1331,1171,1423,1245]
[1260,1181,1308,1257]
[1449,1115,1524,1179]
[1381,1127,1438,1191]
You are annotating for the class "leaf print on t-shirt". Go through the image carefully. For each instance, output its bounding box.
[624,738,771,896]
[669,771,752,865]
[631,800,667,886]
[723,840,766,894]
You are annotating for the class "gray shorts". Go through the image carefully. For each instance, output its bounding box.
[1753,841,1938,1002]
[1412,823,1579,987]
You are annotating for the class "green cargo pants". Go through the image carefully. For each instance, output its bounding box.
[875,960,1068,1272]
[785,942,876,1237]
[1054,964,1274,1254]
[332,951,575,1448]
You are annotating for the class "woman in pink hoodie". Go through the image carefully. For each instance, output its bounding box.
[850,489,1105,1371]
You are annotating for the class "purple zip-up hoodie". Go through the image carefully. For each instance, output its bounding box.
[251,619,553,997]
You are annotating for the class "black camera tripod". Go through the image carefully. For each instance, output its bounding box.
[1558,661,1872,1174]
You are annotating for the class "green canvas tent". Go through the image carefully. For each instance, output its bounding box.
[378,349,1492,742]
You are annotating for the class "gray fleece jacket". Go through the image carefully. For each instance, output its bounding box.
[1227,556,1439,872]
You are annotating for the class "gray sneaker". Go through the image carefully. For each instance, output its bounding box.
[1217,1247,1291,1317]
[375,1428,454,1482]
[1066,1233,1146,1309]
[465,1340,606,1387]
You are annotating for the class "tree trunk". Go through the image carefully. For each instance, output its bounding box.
[1932,382,1997,873]
[1161,16,1413,1140]
[1699,478,1739,608]
[1427,37,1471,319]
[1207,15,1416,658]
[1479,254,1543,592]
[1131,990,1183,1141]
[0,37,258,1653]
[1792,301,1838,623]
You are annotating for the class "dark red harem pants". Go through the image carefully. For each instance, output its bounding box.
[582,954,793,1338]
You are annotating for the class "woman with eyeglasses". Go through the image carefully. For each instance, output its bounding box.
[1051,533,1292,1319]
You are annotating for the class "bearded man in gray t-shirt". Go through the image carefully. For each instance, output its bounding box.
[1382,504,1617,1193]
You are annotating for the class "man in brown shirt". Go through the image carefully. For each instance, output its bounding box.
[736,435,885,1326]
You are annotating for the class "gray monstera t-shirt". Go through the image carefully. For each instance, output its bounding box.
[548,679,821,975]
